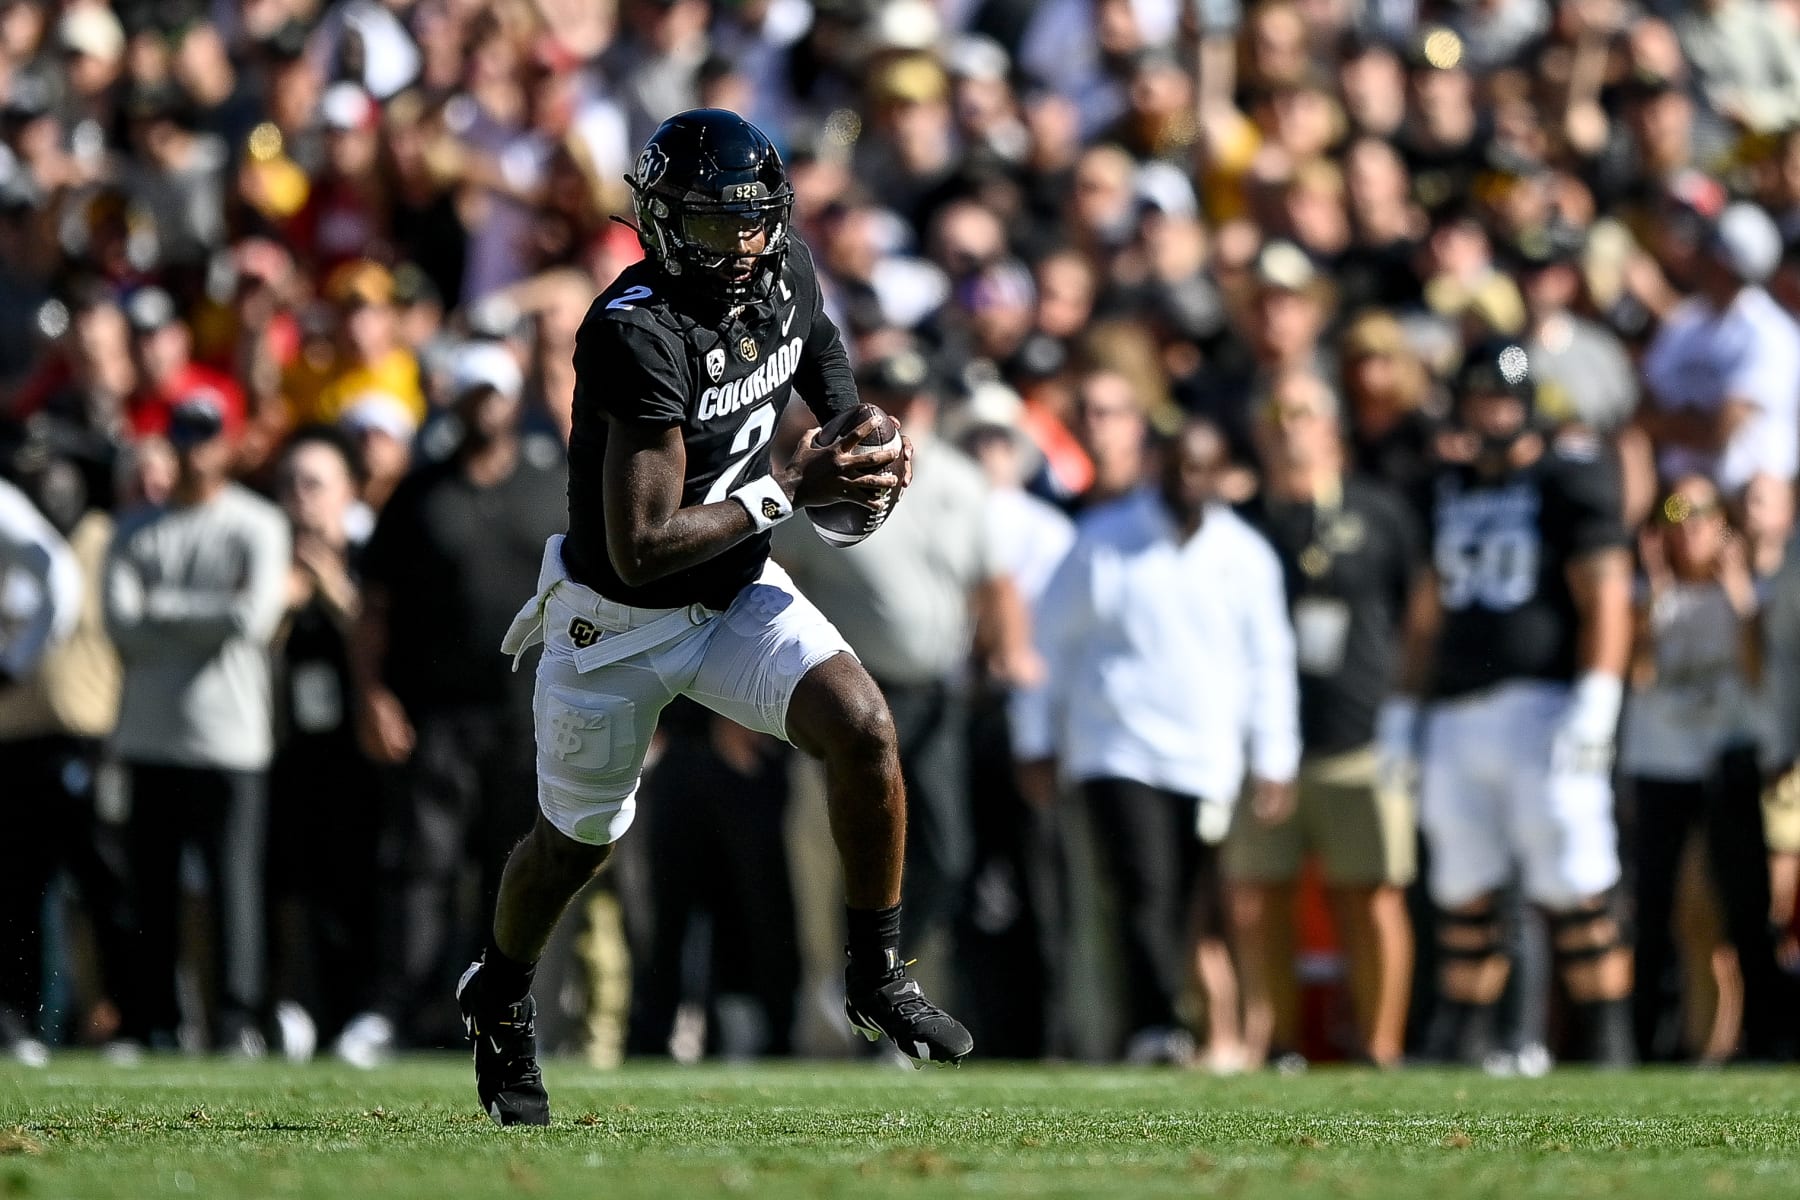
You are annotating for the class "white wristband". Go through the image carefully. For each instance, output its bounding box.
[730,475,793,531]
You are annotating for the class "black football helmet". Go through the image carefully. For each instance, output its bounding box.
[1453,336,1538,454]
[625,109,794,305]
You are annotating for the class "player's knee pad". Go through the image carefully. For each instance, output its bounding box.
[1436,901,1502,963]
[1548,899,1623,966]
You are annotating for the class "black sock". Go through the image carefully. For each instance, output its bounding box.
[845,903,903,985]
[1425,999,1498,1064]
[481,939,536,1006]
[1575,997,1635,1068]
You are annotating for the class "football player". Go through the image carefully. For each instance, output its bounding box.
[1383,338,1635,1069]
[456,110,972,1125]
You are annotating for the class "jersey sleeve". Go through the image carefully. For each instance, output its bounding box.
[573,314,689,427]
[1548,439,1629,557]
[787,242,859,422]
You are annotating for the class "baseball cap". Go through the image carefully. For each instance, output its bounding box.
[319,81,379,133]
[340,390,420,443]
[1711,202,1783,285]
[855,347,932,395]
[450,340,524,402]
[324,259,395,307]
[167,393,225,447]
[1135,161,1198,219]
[126,286,180,335]
[1254,240,1321,294]
[59,4,125,62]
[955,259,1036,314]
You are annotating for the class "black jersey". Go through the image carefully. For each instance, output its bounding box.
[1426,436,1628,699]
[1245,475,1425,754]
[563,241,858,609]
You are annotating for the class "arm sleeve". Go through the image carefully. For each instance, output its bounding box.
[1552,444,1630,557]
[103,534,192,661]
[1009,538,1088,759]
[573,316,689,428]
[1240,530,1301,782]
[136,510,292,648]
[789,244,859,423]
[0,501,80,679]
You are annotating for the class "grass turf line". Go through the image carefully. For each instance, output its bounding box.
[3,1058,1797,1199]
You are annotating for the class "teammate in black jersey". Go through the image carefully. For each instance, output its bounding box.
[455,110,972,1125]
[1383,338,1636,1069]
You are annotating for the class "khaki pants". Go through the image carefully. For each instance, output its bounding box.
[1224,746,1416,887]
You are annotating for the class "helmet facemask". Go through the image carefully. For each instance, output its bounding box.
[628,153,794,305]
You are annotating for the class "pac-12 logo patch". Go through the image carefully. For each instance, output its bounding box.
[761,497,782,520]
[706,347,726,381]
[738,336,759,362]
[568,617,602,649]
[636,143,669,189]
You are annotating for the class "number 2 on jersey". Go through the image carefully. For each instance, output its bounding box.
[704,404,777,504]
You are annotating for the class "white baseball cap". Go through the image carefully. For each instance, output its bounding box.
[450,340,524,402]
[1711,201,1782,285]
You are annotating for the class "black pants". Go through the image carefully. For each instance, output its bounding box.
[0,735,129,1034]
[955,688,1062,1058]
[877,679,974,950]
[1082,777,1217,1040]
[119,763,267,1045]
[627,710,799,1057]
[1633,748,1789,1061]
[267,732,384,1039]
[373,705,536,1045]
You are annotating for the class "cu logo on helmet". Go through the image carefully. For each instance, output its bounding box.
[637,144,669,189]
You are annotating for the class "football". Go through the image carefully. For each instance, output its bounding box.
[807,403,903,547]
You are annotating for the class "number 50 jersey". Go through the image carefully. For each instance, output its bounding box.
[1424,438,1629,700]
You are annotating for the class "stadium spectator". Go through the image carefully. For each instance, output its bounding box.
[1638,202,1800,499]
[0,471,82,1064]
[1231,370,1422,1069]
[1017,418,1299,1067]
[341,376,563,1061]
[266,428,381,1060]
[103,395,290,1054]
[1626,475,1786,1061]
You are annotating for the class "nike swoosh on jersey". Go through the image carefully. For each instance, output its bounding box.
[781,307,796,336]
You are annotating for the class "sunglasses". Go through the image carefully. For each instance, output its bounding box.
[1658,494,1721,525]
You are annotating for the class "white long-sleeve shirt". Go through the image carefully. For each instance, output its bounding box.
[1013,491,1300,814]
[0,477,81,683]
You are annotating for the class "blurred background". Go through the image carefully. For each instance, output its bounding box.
[4,0,1800,1074]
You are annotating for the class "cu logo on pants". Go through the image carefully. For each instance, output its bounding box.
[568,617,602,649]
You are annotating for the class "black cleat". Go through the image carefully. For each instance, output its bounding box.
[456,961,550,1127]
[845,968,973,1068]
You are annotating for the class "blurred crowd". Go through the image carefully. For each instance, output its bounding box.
[6,0,1800,1071]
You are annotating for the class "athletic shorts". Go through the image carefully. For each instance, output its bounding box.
[1419,680,1620,909]
[508,537,854,846]
[1223,745,1416,887]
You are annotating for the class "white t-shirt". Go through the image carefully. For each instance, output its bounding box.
[1642,287,1800,492]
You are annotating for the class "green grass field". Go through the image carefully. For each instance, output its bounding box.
[3,1058,1798,1199]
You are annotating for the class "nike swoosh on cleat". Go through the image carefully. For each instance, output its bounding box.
[914,1041,931,1060]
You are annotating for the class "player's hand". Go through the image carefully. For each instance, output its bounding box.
[1250,776,1297,825]
[1373,697,1420,797]
[1551,672,1623,776]
[899,433,916,489]
[782,421,902,508]
[358,686,416,764]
